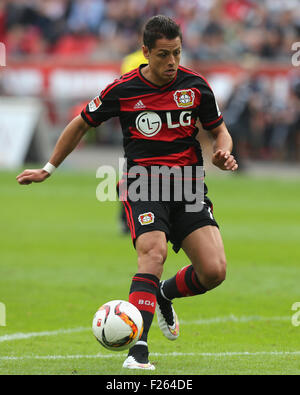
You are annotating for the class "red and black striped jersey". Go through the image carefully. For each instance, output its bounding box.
[81,64,223,169]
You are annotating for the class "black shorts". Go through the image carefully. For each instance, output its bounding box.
[118,180,219,253]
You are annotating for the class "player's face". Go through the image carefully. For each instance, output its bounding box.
[143,36,182,86]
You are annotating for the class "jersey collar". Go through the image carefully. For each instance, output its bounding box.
[138,64,178,90]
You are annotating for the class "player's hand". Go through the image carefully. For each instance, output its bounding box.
[16,169,50,185]
[212,150,238,171]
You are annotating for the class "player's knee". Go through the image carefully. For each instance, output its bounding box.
[136,234,167,278]
[138,247,167,278]
[198,257,227,290]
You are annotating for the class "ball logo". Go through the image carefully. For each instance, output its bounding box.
[174,89,195,108]
[138,212,155,225]
[136,111,162,137]
[97,318,102,327]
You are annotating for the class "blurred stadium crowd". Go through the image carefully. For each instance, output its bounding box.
[1,0,299,62]
[1,0,300,162]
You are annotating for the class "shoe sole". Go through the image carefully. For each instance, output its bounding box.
[122,356,155,370]
[123,363,155,370]
[155,304,179,340]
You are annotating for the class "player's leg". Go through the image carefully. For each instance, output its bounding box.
[161,225,226,299]
[181,225,226,290]
[119,185,170,368]
[156,225,226,340]
[123,230,168,370]
[156,190,225,340]
[130,230,167,344]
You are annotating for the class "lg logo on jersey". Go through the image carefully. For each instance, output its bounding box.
[166,111,192,129]
[136,111,162,137]
[136,111,192,137]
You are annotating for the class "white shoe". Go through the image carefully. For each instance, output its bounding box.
[122,355,155,370]
[122,343,155,370]
[156,282,179,340]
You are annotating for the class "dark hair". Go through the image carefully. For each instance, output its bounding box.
[143,15,182,50]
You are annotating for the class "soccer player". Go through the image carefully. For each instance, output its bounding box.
[119,40,147,234]
[16,15,238,370]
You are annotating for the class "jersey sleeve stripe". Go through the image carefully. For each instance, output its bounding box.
[101,72,138,99]
[122,68,139,79]
[178,65,213,90]
[202,115,223,127]
[81,108,99,126]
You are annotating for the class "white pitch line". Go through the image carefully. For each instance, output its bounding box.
[180,315,291,325]
[0,327,90,343]
[1,351,300,362]
[0,315,291,343]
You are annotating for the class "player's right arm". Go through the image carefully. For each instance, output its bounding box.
[17,80,120,185]
[16,115,90,185]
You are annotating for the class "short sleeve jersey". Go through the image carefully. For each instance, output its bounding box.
[81,64,223,170]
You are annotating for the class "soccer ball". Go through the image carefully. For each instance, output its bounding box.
[92,300,143,351]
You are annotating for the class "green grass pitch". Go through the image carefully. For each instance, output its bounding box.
[0,169,300,375]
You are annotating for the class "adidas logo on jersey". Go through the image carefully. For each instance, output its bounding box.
[134,100,146,109]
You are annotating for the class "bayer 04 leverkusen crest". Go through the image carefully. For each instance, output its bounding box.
[173,89,195,108]
[138,212,155,225]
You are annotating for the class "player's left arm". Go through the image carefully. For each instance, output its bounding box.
[209,122,238,171]
[196,77,238,172]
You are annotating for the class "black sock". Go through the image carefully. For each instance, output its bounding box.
[128,343,149,363]
[129,273,159,343]
[161,265,207,300]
